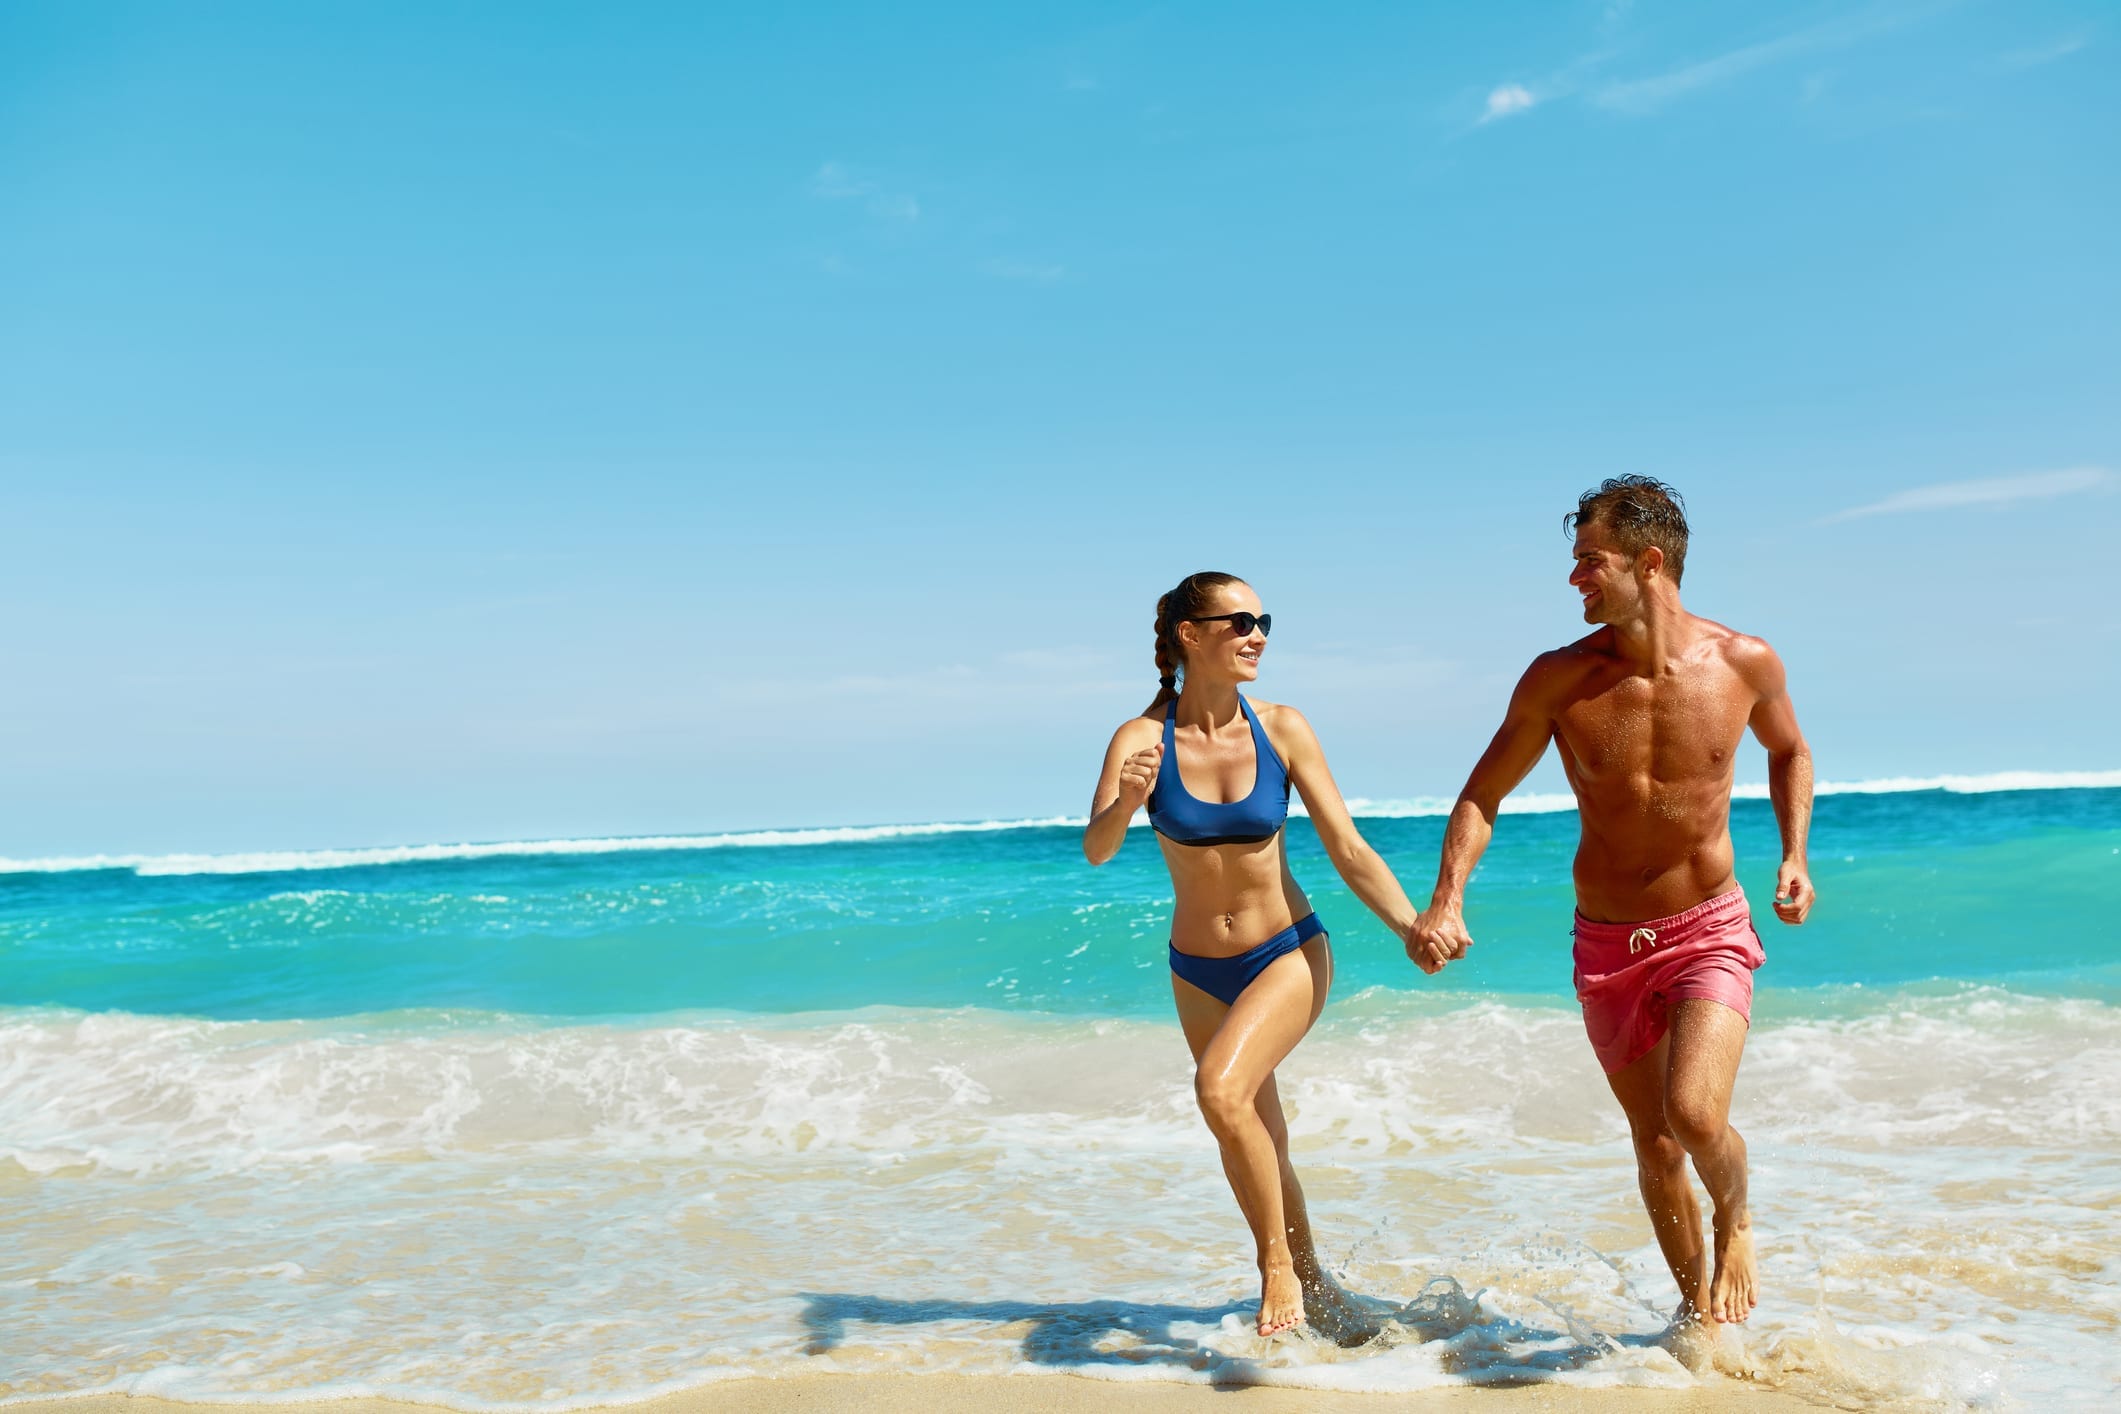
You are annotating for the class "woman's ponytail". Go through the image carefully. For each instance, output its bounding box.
[1143,572,1241,715]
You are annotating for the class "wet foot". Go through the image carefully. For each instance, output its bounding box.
[1659,1306,1716,1372]
[1258,1261,1306,1337]
[1300,1273,1383,1347]
[1708,1209,1758,1324]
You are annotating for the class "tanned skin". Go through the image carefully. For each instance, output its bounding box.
[1404,518,1815,1330]
[1085,579,1432,1341]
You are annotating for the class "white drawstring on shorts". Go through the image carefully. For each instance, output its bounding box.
[1628,926,1658,955]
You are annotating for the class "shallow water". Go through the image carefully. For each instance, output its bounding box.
[1,990,2110,1407]
[3,784,2118,1408]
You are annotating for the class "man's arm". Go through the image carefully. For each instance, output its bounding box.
[1740,639,1815,924]
[1405,656,1563,969]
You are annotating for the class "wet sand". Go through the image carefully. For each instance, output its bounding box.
[1,1381,1852,1414]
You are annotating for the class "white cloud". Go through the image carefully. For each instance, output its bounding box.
[1594,5,1919,114]
[1823,467,2114,523]
[867,192,920,223]
[809,161,920,224]
[809,161,867,200]
[2002,33,2091,69]
[1481,83,1538,122]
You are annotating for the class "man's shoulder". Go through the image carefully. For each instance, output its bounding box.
[1696,617,1781,668]
[1519,635,1613,700]
[1690,617,1787,693]
[1536,632,1618,675]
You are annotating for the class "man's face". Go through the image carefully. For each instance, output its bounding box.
[1568,520,1640,625]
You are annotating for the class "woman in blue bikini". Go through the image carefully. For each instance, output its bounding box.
[1084,571,1442,1340]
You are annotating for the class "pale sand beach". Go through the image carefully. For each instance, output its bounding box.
[0,1382,1849,1414]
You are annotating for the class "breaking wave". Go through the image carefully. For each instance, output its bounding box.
[2,769,2113,878]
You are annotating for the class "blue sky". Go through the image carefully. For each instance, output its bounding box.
[1,0,2115,854]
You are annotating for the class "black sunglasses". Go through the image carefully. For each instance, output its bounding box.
[1184,611,1272,637]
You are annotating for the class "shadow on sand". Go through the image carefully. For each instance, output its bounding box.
[798,1279,1684,1386]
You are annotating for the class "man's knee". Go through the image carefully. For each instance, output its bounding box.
[1664,1090,1729,1152]
[1631,1128,1687,1177]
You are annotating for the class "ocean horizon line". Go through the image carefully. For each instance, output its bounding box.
[2,768,2115,879]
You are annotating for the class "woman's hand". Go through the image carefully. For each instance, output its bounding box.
[1086,721,1163,865]
[1116,742,1163,807]
[1403,902,1472,975]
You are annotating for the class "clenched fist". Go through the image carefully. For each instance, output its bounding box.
[1117,741,1163,807]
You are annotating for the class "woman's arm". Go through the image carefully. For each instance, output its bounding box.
[1084,717,1164,864]
[1263,704,1434,970]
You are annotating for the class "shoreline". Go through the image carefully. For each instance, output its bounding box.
[0,1379,1849,1413]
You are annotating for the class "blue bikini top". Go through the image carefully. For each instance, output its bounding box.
[1147,694,1291,847]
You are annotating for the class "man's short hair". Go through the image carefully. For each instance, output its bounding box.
[1567,476,1689,585]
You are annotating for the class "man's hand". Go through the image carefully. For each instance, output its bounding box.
[1773,858,1814,924]
[1404,902,1473,975]
[1115,742,1163,809]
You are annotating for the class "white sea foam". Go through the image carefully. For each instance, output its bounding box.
[0,992,2111,1406]
[0,817,1085,877]
[1764,768,2121,796]
[2,769,2114,877]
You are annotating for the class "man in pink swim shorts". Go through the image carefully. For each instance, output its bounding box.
[1573,888,1767,1076]
[1406,478,1816,1331]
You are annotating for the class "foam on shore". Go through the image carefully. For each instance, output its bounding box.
[1,990,2104,1407]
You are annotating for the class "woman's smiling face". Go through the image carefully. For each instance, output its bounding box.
[1181,580,1266,684]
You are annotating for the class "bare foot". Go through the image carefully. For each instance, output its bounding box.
[1659,1306,1716,1372]
[1708,1209,1758,1324]
[1258,1261,1306,1337]
[1300,1272,1382,1348]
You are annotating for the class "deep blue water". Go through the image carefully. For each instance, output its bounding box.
[4,787,2116,1019]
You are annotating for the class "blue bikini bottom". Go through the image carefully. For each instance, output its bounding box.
[1168,912,1326,1005]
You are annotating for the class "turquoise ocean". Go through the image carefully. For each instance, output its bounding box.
[5,775,2119,1407]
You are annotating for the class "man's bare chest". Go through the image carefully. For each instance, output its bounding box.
[1554,667,1754,781]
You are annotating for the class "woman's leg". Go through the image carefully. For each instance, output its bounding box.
[1250,1070,1380,1345]
[1173,936,1332,1335]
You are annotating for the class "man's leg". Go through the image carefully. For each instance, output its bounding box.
[1604,1034,1710,1320]
[1663,997,1755,1323]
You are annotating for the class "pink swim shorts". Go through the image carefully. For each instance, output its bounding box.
[1572,889,1766,1074]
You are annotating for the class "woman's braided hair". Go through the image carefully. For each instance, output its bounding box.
[1147,571,1243,714]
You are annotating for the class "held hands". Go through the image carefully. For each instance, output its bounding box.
[1116,742,1163,808]
[1773,858,1814,924]
[1402,902,1474,976]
